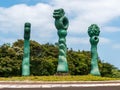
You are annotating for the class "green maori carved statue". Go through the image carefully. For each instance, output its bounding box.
[88,24,101,76]
[22,22,31,76]
[53,8,69,73]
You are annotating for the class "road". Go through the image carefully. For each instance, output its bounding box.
[0,81,120,90]
[1,86,120,90]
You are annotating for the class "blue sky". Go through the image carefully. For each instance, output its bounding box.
[0,0,48,7]
[0,0,120,69]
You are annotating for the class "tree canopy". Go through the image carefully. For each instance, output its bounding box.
[0,39,119,77]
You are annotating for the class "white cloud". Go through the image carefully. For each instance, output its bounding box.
[101,26,120,32]
[0,3,56,43]
[99,37,110,44]
[52,0,120,34]
[0,37,16,45]
[112,44,120,49]
[1,0,120,69]
[67,37,89,45]
[0,0,120,46]
[67,36,110,46]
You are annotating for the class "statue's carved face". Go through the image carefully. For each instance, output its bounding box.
[53,8,69,30]
[88,24,100,37]
[53,8,65,19]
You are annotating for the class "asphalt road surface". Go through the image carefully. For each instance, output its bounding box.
[1,86,120,90]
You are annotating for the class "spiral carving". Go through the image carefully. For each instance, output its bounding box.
[53,8,69,73]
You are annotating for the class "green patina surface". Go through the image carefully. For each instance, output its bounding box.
[88,24,101,76]
[22,22,31,76]
[53,8,69,73]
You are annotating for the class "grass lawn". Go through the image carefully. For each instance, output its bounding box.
[0,75,119,81]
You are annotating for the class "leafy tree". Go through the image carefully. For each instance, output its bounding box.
[0,39,119,77]
[112,69,120,78]
[67,51,91,75]
[31,57,57,76]
[100,62,114,77]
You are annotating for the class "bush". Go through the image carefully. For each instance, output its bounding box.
[0,40,119,77]
[31,57,57,76]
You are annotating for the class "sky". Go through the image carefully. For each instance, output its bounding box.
[0,0,120,69]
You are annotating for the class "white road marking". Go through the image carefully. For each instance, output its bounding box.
[0,83,120,88]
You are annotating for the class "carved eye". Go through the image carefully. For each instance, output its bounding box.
[94,36,98,40]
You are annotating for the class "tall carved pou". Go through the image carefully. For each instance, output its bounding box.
[88,24,101,76]
[22,22,31,76]
[53,8,69,73]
